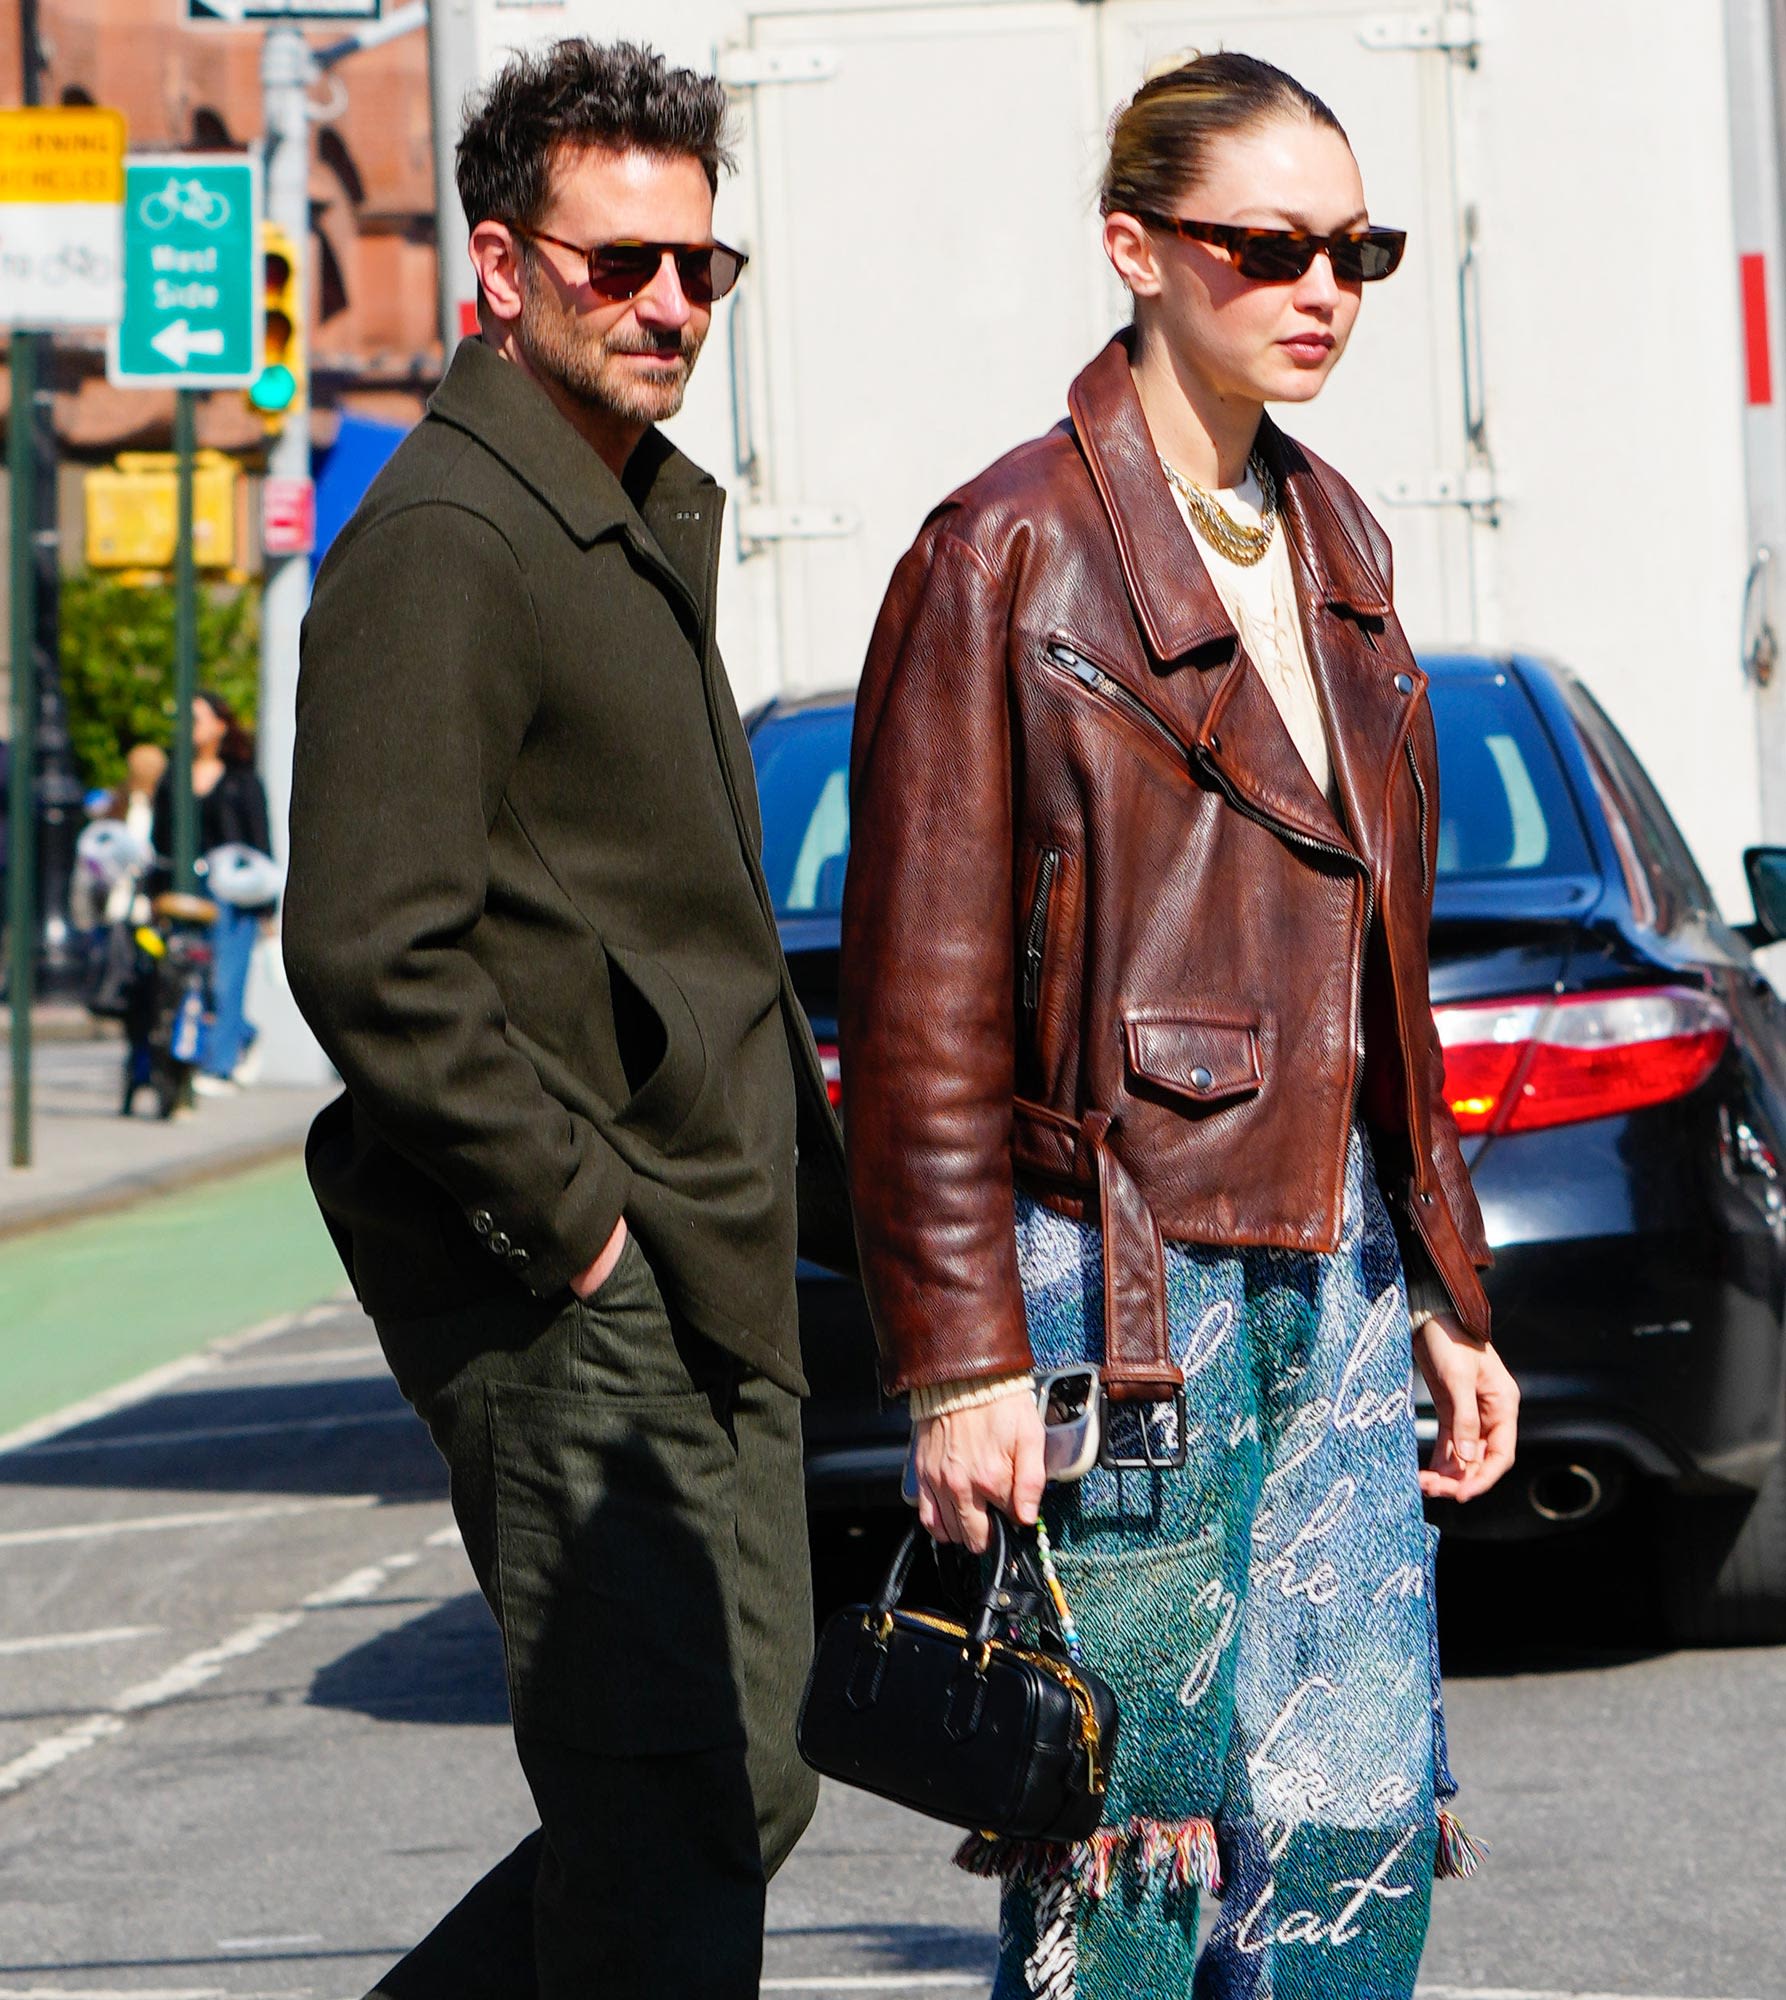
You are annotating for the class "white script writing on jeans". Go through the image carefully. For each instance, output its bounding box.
[1233,1827,1418,1953]
[1252,1476,1357,1604]
[1177,1579,1242,1709]
[1332,1288,1417,1436]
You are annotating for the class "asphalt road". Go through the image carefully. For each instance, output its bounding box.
[0,1301,1780,2000]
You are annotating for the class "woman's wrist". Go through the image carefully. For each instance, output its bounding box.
[909,1371,1033,1422]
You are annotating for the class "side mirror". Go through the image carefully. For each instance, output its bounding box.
[1743,846,1786,942]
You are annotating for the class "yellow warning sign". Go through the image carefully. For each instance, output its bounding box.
[0,107,126,205]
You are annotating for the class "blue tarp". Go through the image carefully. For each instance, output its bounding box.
[311,412,411,580]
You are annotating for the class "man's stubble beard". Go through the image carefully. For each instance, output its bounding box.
[519,278,706,427]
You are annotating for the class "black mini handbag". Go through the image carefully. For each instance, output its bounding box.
[796,1512,1119,1842]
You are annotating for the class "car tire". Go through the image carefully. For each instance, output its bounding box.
[1658,1436,1786,1646]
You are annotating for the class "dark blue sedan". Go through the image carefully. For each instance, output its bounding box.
[748,655,1786,1644]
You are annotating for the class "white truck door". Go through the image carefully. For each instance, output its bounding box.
[734,2,1107,695]
[1098,1,1485,647]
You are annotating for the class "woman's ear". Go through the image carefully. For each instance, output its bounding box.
[1103,211,1161,299]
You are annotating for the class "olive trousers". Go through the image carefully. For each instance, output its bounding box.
[364,1232,819,1998]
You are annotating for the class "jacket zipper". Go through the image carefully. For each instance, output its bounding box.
[1042,633,1374,1143]
[1022,847,1061,1022]
[1405,738,1431,894]
[1043,639,1189,766]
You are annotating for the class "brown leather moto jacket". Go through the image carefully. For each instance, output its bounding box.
[840,334,1492,1400]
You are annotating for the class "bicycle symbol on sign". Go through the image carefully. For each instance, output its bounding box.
[139,176,231,231]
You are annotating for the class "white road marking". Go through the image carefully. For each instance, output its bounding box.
[425,1524,463,1548]
[224,1344,383,1370]
[0,1523,456,1800]
[215,1931,324,1948]
[756,1982,1758,1998]
[1418,1990,1761,2000]
[13,1409,413,1457]
[303,1549,420,1608]
[0,1990,298,1999]
[761,1983,987,1994]
[0,1496,379,1550]
[0,1624,162,1657]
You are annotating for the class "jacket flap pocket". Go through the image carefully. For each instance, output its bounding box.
[1124,1016,1262,1106]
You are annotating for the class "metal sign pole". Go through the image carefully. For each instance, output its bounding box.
[250,24,332,1086]
[8,333,40,1169]
[172,389,199,896]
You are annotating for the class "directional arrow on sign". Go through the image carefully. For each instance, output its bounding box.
[149,319,228,369]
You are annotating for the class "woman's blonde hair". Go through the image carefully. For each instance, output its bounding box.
[1101,50,1347,219]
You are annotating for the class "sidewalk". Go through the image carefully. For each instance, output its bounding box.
[1,1027,336,1239]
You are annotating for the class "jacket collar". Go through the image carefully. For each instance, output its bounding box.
[1065,331,1408,861]
[426,338,723,623]
[1065,331,1391,660]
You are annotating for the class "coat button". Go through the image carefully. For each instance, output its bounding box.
[1394,671,1415,695]
[489,1229,512,1255]
[470,1210,493,1236]
[1190,1065,1214,1090]
[507,1246,530,1267]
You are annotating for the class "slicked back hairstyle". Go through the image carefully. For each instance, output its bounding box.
[456,38,735,235]
[1101,51,1348,220]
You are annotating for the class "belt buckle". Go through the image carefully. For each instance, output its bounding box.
[1096,1385,1188,1471]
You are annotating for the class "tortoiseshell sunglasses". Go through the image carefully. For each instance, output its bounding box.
[1136,213,1408,284]
[516,228,749,304]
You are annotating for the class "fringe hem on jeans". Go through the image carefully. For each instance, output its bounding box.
[954,1814,1224,1903]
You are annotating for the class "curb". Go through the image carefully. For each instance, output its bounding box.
[0,1126,314,1246]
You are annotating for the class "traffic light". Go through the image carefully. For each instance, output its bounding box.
[248,223,303,429]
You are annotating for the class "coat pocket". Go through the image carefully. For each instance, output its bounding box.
[604,940,708,1143]
[1123,1014,1264,1112]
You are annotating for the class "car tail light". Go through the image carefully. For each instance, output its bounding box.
[1433,985,1730,1136]
[815,1039,842,1110]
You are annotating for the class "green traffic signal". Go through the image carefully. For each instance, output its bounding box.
[250,363,297,414]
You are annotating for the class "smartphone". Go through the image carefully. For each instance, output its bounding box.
[1037,1365,1101,1482]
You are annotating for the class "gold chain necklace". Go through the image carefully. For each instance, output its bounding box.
[1162,452,1279,567]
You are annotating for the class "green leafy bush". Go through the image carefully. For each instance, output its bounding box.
[57,570,261,793]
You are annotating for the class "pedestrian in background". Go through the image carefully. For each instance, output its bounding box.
[152,691,273,1095]
[841,52,1519,1999]
[283,38,852,1999]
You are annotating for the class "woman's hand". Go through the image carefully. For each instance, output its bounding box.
[1413,1313,1519,1502]
[913,1396,1047,1552]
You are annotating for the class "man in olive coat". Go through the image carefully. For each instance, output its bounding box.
[283,40,851,1997]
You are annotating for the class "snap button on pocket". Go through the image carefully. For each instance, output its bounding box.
[1189,1065,1214,1090]
[1394,671,1415,695]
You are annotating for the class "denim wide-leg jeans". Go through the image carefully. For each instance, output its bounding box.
[980,1127,1468,2000]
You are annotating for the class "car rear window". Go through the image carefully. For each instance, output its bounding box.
[751,674,1591,902]
[1425,666,1593,881]
[751,706,854,915]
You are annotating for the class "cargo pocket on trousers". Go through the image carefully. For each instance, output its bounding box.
[488,1378,743,1757]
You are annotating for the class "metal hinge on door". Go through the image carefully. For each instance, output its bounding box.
[716,46,839,87]
[1378,467,1501,512]
[1358,9,1479,54]
[738,503,860,555]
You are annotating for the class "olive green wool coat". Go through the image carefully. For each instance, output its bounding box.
[284,337,852,1394]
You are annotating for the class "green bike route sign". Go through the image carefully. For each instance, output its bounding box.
[107,153,261,389]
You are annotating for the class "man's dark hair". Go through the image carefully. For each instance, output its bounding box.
[456,39,734,233]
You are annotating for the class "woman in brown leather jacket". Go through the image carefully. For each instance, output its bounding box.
[840,51,1519,2000]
